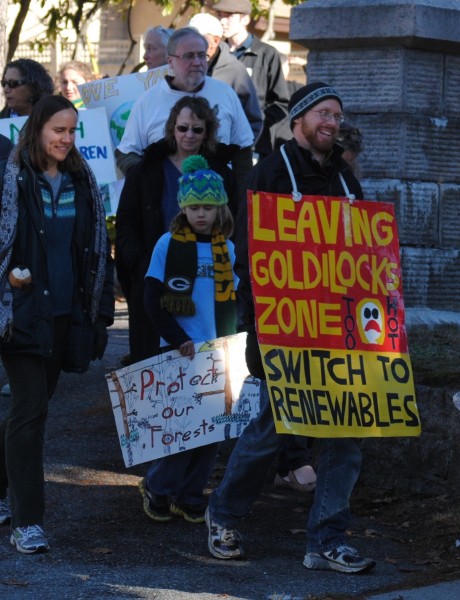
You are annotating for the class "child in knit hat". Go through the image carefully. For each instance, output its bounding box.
[140,155,238,523]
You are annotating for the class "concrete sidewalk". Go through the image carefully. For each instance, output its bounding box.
[367,579,460,600]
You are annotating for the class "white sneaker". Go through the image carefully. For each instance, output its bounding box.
[10,525,50,554]
[1,383,11,396]
[304,545,375,574]
[205,508,244,560]
[0,497,11,525]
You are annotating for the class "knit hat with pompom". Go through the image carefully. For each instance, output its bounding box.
[177,155,228,208]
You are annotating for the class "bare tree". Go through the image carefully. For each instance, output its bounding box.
[0,0,9,72]
[7,0,33,63]
[5,0,303,72]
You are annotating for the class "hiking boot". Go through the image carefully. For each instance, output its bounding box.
[170,501,206,523]
[10,525,50,554]
[303,545,376,574]
[138,478,172,522]
[205,507,244,559]
[0,497,11,526]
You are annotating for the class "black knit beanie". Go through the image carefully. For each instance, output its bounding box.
[288,81,342,128]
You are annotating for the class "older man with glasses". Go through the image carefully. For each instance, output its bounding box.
[116,27,254,190]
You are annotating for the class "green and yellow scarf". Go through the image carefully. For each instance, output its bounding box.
[161,225,237,337]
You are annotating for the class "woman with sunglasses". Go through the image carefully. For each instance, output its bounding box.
[115,95,238,366]
[0,58,54,118]
[0,95,114,554]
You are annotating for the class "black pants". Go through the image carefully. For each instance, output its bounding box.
[127,278,159,363]
[0,316,69,527]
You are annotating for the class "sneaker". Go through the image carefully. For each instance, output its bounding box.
[205,507,244,560]
[303,545,376,574]
[0,497,11,526]
[170,501,206,523]
[10,525,50,554]
[138,478,172,522]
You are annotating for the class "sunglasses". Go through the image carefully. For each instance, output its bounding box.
[1,79,27,89]
[176,125,205,134]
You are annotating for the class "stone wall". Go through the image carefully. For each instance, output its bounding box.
[290,0,460,312]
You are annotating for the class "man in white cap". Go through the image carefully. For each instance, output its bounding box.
[213,0,289,158]
[188,12,263,144]
[205,82,376,575]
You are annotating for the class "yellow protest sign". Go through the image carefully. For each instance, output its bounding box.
[248,192,421,438]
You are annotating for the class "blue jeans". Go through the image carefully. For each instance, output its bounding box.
[209,380,362,553]
[146,442,219,506]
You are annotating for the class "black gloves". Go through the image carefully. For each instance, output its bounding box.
[92,318,109,360]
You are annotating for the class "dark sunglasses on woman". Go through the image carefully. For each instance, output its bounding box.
[1,79,27,89]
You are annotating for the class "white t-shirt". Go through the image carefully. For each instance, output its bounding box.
[117,77,254,156]
[146,232,238,345]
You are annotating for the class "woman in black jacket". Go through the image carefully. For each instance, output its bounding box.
[0,58,54,118]
[0,95,114,554]
[115,95,239,364]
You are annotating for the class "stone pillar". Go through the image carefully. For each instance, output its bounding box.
[291,0,460,314]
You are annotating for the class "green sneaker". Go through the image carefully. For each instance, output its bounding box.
[170,501,206,523]
[138,478,172,522]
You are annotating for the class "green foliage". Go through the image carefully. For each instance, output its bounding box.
[11,0,306,58]
[106,215,116,245]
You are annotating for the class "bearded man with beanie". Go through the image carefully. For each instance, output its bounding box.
[205,82,376,574]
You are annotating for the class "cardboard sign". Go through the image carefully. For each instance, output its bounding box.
[106,333,261,467]
[78,65,171,150]
[248,191,421,438]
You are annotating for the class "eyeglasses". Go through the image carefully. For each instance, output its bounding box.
[176,125,205,134]
[1,79,27,89]
[311,109,344,125]
[169,51,208,62]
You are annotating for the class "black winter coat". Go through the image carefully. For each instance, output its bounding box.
[0,151,114,372]
[234,138,363,379]
[115,138,240,295]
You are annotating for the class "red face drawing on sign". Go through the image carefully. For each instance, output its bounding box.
[357,299,385,345]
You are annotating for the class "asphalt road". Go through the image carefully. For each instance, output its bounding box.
[0,300,458,600]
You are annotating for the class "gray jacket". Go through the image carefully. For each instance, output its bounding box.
[208,42,264,145]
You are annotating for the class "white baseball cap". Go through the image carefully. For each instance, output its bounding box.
[189,13,223,38]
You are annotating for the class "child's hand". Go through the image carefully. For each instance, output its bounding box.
[179,340,195,359]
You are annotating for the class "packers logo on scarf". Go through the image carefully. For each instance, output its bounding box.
[160,225,237,337]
